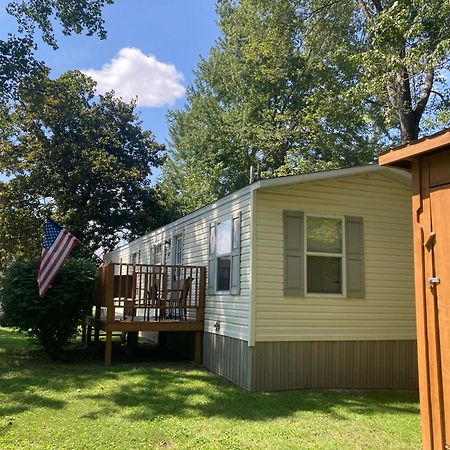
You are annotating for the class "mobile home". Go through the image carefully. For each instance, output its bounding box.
[104,165,417,391]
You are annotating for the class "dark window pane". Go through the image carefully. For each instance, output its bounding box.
[307,256,342,294]
[217,257,231,291]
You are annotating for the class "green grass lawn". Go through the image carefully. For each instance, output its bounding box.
[0,327,421,449]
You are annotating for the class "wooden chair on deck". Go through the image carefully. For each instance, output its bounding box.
[113,274,135,320]
[167,277,192,321]
[145,283,159,320]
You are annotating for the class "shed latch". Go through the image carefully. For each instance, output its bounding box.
[429,277,440,288]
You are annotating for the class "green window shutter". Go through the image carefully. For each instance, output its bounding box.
[208,221,216,295]
[230,212,241,295]
[284,211,305,296]
[345,216,365,298]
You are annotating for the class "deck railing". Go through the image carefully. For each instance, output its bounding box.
[94,262,206,323]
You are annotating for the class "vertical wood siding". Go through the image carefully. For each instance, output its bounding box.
[203,332,252,390]
[105,191,252,341]
[254,173,415,342]
[251,340,418,391]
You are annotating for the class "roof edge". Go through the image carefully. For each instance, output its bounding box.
[251,165,400,191]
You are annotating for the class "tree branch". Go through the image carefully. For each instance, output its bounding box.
[430,89,450,106]
[358,0,373,22]
[414,69,434,121]
[305,0,348,20]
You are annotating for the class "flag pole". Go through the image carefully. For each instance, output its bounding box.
[76,240,105,265]
[46,216,105,265]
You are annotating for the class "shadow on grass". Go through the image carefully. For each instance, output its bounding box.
[0,328,420,424]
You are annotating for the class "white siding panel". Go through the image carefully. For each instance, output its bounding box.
[105,190,252,341]
[254,172,415,342]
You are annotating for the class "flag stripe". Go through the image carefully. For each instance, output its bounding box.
[38,239,77,297]
[40,236,76,286]
[39,229,73,272]
[37,218,78,297]
[37,232,72,282]
[38,233,75,287]
[38,240,77,296]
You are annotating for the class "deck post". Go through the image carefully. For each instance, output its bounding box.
[105,331,113,367]
[194,331,202,365]
[81,320,87,343]
[103,264,115,364]
[94,327,100,343]
[86,324,92,344]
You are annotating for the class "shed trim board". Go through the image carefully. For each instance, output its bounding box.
[379,128,450,168]
[380,130,450,450]
[105,165,416,391]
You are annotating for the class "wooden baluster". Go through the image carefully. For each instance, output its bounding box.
[143,265,149,320]
[195,267,199,320]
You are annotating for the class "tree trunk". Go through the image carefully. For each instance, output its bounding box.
[399,111,420,143]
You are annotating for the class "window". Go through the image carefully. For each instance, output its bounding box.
[151,243,162,264]
[130,251,140,265]
[284,211,364,298]
[174,234,183,265]
[208,213,241,295]
[306,215,344,295]
[216,219,232,291]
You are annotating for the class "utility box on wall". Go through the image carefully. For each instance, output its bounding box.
[380,130,450,450]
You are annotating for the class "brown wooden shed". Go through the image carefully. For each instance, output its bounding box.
[379,129,450,450]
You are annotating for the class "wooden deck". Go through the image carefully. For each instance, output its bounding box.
[85,262,206,366]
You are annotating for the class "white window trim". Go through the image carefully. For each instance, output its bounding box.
[151,242,163,265]
[173,233,183,266]
[304,213,346,297]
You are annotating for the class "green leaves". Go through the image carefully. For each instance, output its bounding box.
[1,0,113,103]
[305,0,450,142]
[0,258,97,356]
[0,71,164,263]
[162,0,383,216]
[163,0,450,217]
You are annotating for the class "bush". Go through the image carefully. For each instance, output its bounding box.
[0,258,97,356]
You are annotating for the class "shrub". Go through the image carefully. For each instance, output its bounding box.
[0,258,97,356]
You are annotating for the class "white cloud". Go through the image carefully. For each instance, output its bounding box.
[82,47,185,107]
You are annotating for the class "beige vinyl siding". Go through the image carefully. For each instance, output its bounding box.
[105,190,252,341]
[254,172,415,342]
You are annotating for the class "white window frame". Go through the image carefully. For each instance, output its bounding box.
[173,233,183,266]
[130,250,140,265]
[304,213,346,297]
[151,243,162,265]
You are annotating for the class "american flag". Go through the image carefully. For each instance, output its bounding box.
[36,218,78,297]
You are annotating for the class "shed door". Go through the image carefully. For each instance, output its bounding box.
[430,183,450,443]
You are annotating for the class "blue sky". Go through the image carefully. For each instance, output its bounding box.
[0,0,220,144]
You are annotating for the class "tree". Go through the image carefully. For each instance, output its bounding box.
[302,0,450,143]
[161,0,385,215]
[1,259,97,356]
[0,71,164,264]
[1,0,113,103]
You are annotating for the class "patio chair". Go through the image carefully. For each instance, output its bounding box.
[167,277,192,321]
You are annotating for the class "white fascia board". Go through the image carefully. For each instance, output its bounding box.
[107,164,411,257]
[109,185,252,254]
[250,165,398,191]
